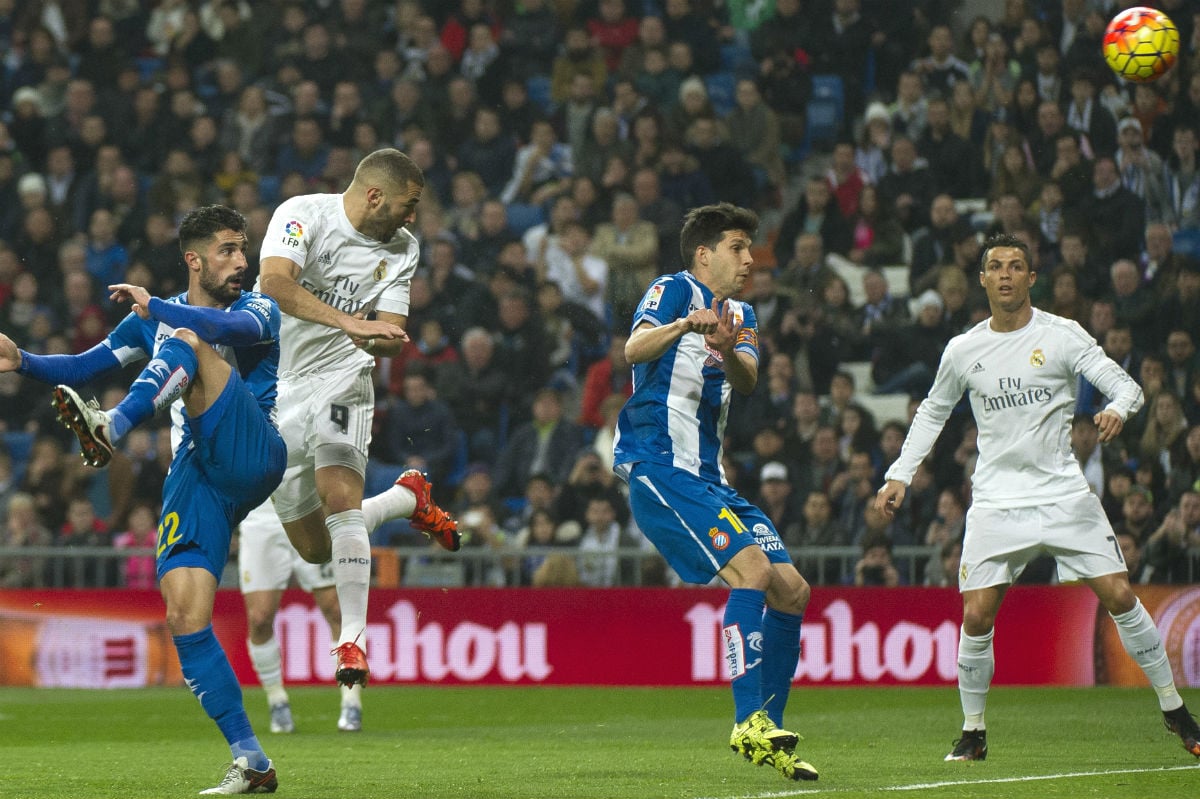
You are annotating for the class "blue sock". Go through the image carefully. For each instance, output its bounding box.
[174,625,268,771]
[112,337,198,439]
[761,608,803,727]
[724,588,766,723]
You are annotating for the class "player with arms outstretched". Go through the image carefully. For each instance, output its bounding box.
[256,148,458,688]
[0,204,286,794]
[875,233,1200,762]
[614,203,819,782]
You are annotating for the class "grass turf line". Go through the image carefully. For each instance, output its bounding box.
[0,685,1196,798]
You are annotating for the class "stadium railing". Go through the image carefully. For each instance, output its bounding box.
[4,545,1198,589]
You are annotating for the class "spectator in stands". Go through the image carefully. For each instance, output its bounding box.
[1141,223,1192,303]
[554,447,627,531]
[846,186,905,268]
[792,489,849,582]
[500,0,559,81]
[911,195,961,284]
[656,138,714,212]
[437,327,508,463]
[1080,157,1146,263]
[776,232,835,307]
[796,425,843,500]
[1110,258,1157,351]
[493,387,584,500]
[630,166,682,269]
[1158,259,1200,346]
[55,494,116,587]
[379,364,461,488]
[550,26,607,107]
[590,193,656,326]
[912,22,970,95]
[1065,70,1117,157]
[1143,491,1200,583]
[775,176,853,268]
[856,102,893,185]
[851,531,903,586]
[575,494,637,587]
[1162,124,1200,231]
[877,136,936,234]
[501,119,573,206]
[756,461,803,546]
[727,78,786,202]
[0,492,51,588]
[110,499,157,590]
[687,116,757,211]
[536,218,605,323]
[920,95,979,199]
[1140,391,1189,476]
[872,289,949,396]
[1167,425,1200,502]
[830,449,876,536]
[579,333,631,431]
[1165,330,1200,400]
[575,108,631,186]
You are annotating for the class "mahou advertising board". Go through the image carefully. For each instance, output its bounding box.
[1,586,1197,689]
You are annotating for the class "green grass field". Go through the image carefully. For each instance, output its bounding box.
[1,685,1196,798]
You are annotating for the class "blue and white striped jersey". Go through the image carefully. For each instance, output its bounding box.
[613,271,759,485]
[104,290,281,446]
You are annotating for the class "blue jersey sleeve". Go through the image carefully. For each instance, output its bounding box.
[631,275,690,330]
[147,297,268,346]
[231,292,281,343]
[18,343,122,386]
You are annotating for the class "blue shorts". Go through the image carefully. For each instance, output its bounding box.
[156,371,287,581]
[625,461,790,585]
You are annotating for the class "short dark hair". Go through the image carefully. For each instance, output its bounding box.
[679,202,758,269]
[178,205,246,255]
[979,233,1032,273]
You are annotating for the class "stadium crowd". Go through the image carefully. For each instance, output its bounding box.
[2,0,1200,589]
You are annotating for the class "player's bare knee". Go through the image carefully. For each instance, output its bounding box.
[171,328,201,350]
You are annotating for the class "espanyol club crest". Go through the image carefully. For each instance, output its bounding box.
[709,527,730,550]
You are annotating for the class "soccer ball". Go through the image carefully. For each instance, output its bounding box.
[1103,7,1180,83]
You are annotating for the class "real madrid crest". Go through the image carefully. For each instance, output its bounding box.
[1029,348,1045,367]
[373,259,387,281]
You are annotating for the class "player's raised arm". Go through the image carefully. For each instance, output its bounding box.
[259,255,408,343]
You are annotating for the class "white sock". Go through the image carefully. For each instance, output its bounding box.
[247,637,288,706]
[341,683,363,709]
[327,509,371,648]
[1112,599,1183,711]
[362,484,418,531]
[957,627,994,730]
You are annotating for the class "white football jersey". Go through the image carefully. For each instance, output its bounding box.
[258,193,420,374]
[885,308,1143,509]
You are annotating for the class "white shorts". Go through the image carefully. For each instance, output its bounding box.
[959,490,1126,591]
[238,499,334,593]
[272,363,374,522]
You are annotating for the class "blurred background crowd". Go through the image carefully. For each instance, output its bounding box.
[2,0,1200,590]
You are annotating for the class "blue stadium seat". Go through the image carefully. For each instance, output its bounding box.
[1174,229,1200,260]
[810,74,845,121]
[505,202,545,236]
[703,71,737,117]
[719,42,756,76]
[526,75,554,113]
[258,174,282,205]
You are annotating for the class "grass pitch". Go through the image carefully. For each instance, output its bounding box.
[0,685,1196,798]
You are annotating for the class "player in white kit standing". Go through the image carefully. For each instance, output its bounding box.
[257,149,459,687]
[874,233,1200,762]
[238,499,363,732]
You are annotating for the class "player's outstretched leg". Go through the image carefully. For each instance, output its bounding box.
[945,730,988,761]
[395,469,460,551]
[200,757,278,795]
[1164,704,1200,757]
[52,385,114,467]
